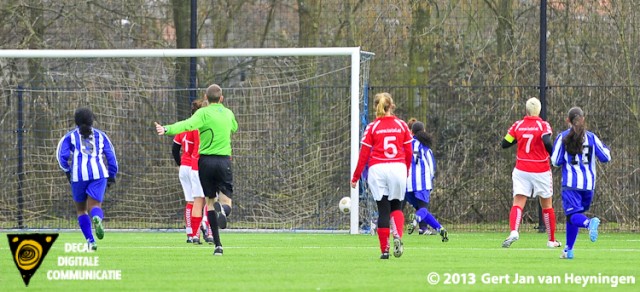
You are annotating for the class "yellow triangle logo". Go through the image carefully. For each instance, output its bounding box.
[7,233,58,287]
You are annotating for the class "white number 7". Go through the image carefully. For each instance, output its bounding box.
[522,134,533,153]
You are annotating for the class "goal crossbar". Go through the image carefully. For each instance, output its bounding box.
[0,48,364,58]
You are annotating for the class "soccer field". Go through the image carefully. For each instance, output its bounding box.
[1,231,638,291]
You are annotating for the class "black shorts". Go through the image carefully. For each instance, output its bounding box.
[198,155,233,199]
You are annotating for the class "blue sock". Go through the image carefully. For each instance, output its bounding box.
[415,208,428,224]
[78,214,95,243]
[90,207,104,220]
[566,220,579,250]
[416,208,442,230]
[570,213,589,228]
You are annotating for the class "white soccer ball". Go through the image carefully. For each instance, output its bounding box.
[338,196,351,214]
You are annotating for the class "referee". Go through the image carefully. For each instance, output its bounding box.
[155,84,238,256]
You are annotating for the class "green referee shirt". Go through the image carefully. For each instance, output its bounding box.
[164,103,238,156]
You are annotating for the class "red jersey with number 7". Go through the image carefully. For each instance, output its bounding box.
[173,130,200,171]
[505,116,552,173]
[351,116,413,183]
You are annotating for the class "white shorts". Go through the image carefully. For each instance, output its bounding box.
[366,163,407,201]
[512,168,552,199]
[179,165,205,202]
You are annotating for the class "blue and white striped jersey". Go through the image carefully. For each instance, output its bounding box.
[551,129,611,190]
[407,139,436,192]
[56,128,118,182]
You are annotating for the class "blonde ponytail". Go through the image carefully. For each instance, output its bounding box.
[374,92,394,118]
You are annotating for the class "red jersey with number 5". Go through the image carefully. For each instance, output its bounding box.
[506,116,552,173]
[351,116,413,183]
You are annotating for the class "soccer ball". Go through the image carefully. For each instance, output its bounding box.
[338,196,351,214]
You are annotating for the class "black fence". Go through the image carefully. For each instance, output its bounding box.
[1,84,638,232]
[371,85,639,232]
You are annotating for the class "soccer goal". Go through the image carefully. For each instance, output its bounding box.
[0,48,373,234]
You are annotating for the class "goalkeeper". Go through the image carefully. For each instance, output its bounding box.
[156,84,237,256]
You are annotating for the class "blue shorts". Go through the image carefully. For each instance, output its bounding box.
[71,179,107,203]
[405,190,431,209]
[561,188,594,216]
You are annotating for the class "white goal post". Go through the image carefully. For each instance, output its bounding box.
[0,48,372,234]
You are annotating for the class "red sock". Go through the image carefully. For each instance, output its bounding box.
[509,206,523,232]
[185,203,193,236]
[201,205,212,237]
[206,221,213,237]
[377,227,390,253]
[190,216,203,238]
[542,208,556,242]
[390,210,404,239]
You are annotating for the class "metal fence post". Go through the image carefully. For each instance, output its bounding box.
[16,85,25,229]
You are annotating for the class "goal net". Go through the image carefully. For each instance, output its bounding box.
[0,48,373,233]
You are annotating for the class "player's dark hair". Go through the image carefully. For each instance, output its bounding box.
[191,99,207,115]
[411,121,433,148]
[407,118,418,130]
[74,107,94,139]
[562,107,586,155]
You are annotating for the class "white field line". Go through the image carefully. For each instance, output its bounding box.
[0,229,349,234]
[1,246,636,252]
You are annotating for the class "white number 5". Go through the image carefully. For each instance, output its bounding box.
[383,136,398,158]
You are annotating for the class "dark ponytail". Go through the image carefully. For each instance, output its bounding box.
[411,121,433,148]
[415,131,433,148]
[562,107,585,155]
[74,108,95,139]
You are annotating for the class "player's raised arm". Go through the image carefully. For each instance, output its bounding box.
[155,122,167,135]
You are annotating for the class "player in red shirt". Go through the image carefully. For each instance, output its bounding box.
[351,92,413,259]
[172,100,212,244]
[501,97,560,248]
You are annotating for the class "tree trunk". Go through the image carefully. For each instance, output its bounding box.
[297,0,322,48]
[26,0,49,147]
[171,0,192,120]
[495,0,513,57]
[407,0,432,120]
[495,0,513,85]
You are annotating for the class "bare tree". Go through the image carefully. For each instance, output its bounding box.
[296,0,322,47]
[20,1,51,146]
[406,0,435,120]
[171,0,192,119]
